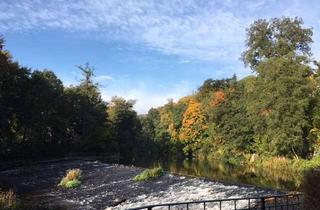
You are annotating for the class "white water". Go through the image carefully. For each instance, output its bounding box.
[110,174,273,210]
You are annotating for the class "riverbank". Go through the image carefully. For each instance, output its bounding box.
[0,159,283,210]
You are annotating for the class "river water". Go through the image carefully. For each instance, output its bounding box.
[129,158,301,192]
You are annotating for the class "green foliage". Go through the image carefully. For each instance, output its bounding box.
[108,97,142,160]
[242,17,313,69]
[65,180,81,188]
[133,167,164,182]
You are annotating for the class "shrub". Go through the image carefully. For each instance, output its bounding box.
[134,167,164,182]
[65,179,81,188]
[303,168,320,210]
[0,189,16,209]
[66,168,81,181]
[261,156,291,171]
[58,168,82,188]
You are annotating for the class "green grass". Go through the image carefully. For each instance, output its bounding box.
[133,166,164,182]
[65,179,81,188]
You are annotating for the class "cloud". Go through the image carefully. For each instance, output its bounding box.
[95,75,114,81]
[3,0,319,62]
[2,0,320,112]
[100,80,193,114]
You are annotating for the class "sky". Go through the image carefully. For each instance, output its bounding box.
[1,0,320,114]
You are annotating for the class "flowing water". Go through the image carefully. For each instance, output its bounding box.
[130,157,301,192]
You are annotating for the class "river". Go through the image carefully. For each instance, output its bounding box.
[129,157,301,192]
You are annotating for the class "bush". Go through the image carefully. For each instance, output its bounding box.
[303,168,320,210]
[58,168,82,188]
[134,167,164,182]
[0,189,17,209]
[65,179,81,188]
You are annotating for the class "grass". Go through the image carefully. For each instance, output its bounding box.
[58,168,82,188]
[65,179,81,188]
[0,189,17,209]
[133,166,164,182]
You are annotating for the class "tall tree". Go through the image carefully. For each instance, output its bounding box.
[242,17,313,69]
[107,97,141,160]
[64,64,110,153]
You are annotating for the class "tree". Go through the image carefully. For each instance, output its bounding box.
[179,99,208,156]
[213,80,254,153]
[22,70,66,155]
[64,64,110,153]
[107,97,141,160]
[242,17,313,69]
[247,54,313,157]
[0,38,30,157]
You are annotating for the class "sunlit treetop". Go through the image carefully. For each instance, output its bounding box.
[242,17,313,70]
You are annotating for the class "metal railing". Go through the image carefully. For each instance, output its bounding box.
[127,193,303,210]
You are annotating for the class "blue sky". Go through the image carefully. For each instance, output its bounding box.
[1,0,320,113]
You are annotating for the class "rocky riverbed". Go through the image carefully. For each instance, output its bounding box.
[0,159,282,210]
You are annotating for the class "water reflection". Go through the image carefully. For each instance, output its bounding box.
[132,158,301,192]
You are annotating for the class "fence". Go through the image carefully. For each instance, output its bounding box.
[127,193,303,210]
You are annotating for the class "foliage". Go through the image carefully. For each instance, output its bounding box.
[58,168,82,188]
[2,16,320,180]
[242,17,313,69]
[247,54,313,157]
[179,99,208,156]
[133,167,164,182]
[140,17,320,162]
[65,179,81,189]
[107,97,142,161]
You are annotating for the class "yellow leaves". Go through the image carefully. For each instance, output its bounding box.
[178,96,193,105]
[159,108,178,139]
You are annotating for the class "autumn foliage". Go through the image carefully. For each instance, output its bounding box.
[179,99,208,155]
[211,90,225,107]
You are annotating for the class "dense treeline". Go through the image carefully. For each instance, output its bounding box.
[141,17,320,161]
[0,40,152,160]
[2,17,320,163]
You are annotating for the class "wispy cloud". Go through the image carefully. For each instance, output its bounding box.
[2,0,320,113]
[2,0,319,62]
[95,75,114,81]
[101,80,193,114]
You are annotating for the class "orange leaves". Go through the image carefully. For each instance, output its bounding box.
[260,108,272,116]
[211,90,225,107]
[179,99,208,142]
